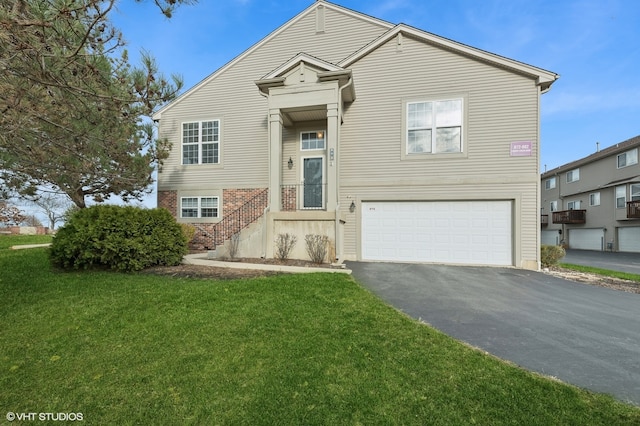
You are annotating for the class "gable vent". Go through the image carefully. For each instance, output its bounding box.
[316,4,325,33]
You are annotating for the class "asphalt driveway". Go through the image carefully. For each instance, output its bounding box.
[347,261,640,406]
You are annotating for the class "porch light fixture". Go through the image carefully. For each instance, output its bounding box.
[288,156,293,169]
[349,200,356,213]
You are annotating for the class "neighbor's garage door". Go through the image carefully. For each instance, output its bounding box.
[541,230,561,246]
[361,201,512,266]
[618,227,640,252]
[568,228,604,251]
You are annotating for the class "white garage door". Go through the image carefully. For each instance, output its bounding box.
[619,227,640,252]
[361,201,512,266]
[568,228,603,251]
[541,230,561,246]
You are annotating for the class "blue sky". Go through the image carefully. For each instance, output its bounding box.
[83,0,640,214]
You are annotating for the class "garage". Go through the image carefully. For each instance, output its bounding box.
[568,228,604,251]
[361,201,512,266]
[541,230,561,246]
[618,227,640,253]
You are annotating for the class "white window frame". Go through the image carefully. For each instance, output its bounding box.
[617,148,638,169]
[567,200,581,210]
[300,130,326,151]
[550,200,558,212]
[180,196,219,219]
[589,192,600,206]
[615,185,626,209]
[406,98,463,155]
[182,120,220,165]
[545,177,556,190]
[566,168,580,183]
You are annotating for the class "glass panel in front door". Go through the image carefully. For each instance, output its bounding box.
[303,157,323,208]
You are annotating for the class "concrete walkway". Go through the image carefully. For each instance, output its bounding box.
[10,243,52,250]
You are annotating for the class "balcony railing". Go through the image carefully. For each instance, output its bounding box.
[628,200,640,219]
[281,184,326,211]
[541,214,549,226]
[552,209,586,224]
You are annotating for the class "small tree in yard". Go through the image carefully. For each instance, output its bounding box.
[275,233,297,261]
[27,192,72,230]
[0,201,25,226]
[305,234,329,264]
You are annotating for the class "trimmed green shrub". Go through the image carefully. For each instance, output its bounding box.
[540,244,566,268]
[50,205,188,272]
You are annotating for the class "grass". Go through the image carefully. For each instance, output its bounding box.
[1,237,639,424]
[560,262,640,283]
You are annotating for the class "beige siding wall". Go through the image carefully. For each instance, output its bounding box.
[339,36,542,267]
[157,7,390,191]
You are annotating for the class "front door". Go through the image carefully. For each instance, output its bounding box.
[303,157,323,209]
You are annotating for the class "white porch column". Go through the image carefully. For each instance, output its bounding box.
[268,108,283,212]
[326,102,339,211]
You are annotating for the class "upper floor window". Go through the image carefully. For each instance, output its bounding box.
[589,192,600,206]
[407,99,462,154]
[550,200,558,212]
[567,200,581,210]
[616,185,626,209]
[566,168,580,183]
[545,177,556,190]
[181,196,219,218]
[182,120,220,165]
[301,131,325,150]
[617,148,638,168]
[632,184,640,201]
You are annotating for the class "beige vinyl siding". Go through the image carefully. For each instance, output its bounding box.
[158,6,390,191]
[339,36,541,266]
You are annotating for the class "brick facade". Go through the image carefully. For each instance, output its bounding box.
[160,188,269,250]
[158,190,178,217]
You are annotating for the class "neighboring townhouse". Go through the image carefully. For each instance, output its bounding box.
[541,135,640,252]
[153,0,558,270]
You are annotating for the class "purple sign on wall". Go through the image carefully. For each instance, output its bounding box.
[510,141,532,157]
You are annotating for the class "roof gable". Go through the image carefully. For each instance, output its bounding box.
[262,52,343,80]
[542,135,640,178]
[153,1,392,120]
[339,24,558,92]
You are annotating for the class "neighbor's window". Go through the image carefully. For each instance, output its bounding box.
[182,120,220,165]
[567,200,581,210]
[301,131,326,150]
[181,197,219,218]
[589,192,600,206]
[545,177,556,190]
[566,168,580,183]
[616,185,626,209]
[407,99,462,154]
[550,200,558,212]
[617,148,638,168]
[632,184,640,201]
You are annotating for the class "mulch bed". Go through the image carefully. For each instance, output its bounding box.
[141,256,333,280]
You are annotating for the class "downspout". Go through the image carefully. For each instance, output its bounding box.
[333,76,353,263]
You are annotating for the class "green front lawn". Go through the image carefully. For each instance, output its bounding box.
[560,263,640,283]
[1,240,639,424]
